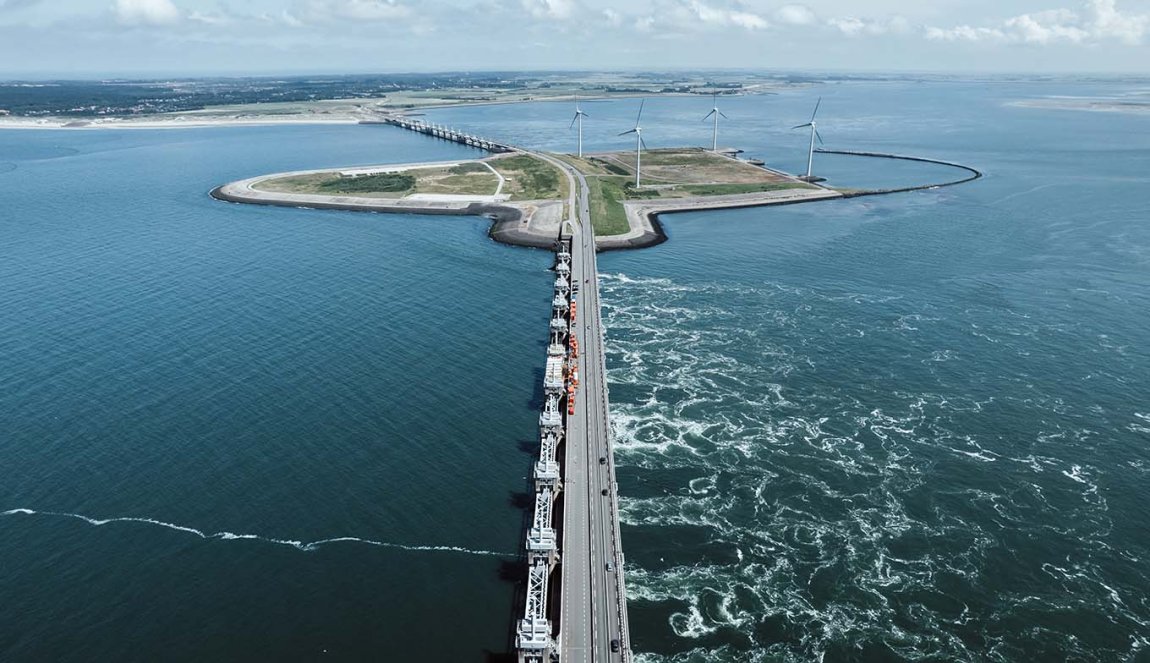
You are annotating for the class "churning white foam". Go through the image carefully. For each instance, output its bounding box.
[1,508,510,557]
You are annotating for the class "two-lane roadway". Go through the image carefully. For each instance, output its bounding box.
[532,152,629,663]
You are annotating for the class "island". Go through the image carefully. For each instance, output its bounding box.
[211,115,980,250]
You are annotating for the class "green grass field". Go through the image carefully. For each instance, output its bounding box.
[317,173,414,193]
[248,149,812,239]
[493,155,567,200]
[253,165,499,198]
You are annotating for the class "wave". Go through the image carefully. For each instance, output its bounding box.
[600,269,1147,662]
[1,508,511,557]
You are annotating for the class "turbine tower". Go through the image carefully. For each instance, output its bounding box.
[702,93,729,152]
[618,100,647,188]
[792,97,824,180]
[570,95,589,158]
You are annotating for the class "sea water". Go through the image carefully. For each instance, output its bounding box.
[2,78,1149,662]
[0,125,547,661]
[433,78,1150,661]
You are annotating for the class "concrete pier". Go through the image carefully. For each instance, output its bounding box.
[365,115,516,153]
[512,152,631,663]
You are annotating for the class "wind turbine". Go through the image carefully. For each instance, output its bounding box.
[618,99,647,188]
[570,95,589,158]
[702,92,729,152]
[792,97,823,180]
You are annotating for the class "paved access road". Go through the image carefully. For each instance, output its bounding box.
[533,152,630,663]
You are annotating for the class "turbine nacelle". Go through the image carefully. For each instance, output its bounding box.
[570,94,589,157]
[702,92,728,151]
[619,100,647,187]
[792,97,825,180]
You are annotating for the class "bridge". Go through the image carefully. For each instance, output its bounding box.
[364,115,515,153]
[364,115,631,659]
[514,152,632,662]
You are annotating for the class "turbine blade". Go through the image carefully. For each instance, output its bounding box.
[719,111,730,120]
[570,113,579,129]
[811,96,822,122]
[581,111,590,118]
[636,99,645,124]
[640,135,649,151]
[792,123,811,130]
[816,129,825,145]
[619,129,637,136]
[703,109,716,121]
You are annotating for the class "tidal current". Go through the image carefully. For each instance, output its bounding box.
[2,79,1149,662]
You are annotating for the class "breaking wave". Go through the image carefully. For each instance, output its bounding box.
[1,508,511,558]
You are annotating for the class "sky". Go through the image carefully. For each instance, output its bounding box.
[0,0,1148,77]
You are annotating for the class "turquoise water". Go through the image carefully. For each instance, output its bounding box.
[2,78,1149,662]
[433,80,1150,661]
[0,126,544,660]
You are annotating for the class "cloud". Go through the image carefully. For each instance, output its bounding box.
[114,0,181,25]
[829,14,909,36]
[684,1,768,30]
[303,0,411,22]
[187,10,230,25]
[602,8,622,27]
[775,4,815,26]
[0,0,39,11]
[277,10,305,27]
[926,0,1148,45]
[521,0,574,20]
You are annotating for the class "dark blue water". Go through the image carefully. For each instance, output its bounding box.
[3,78,1149,663]
[0,126,547,661]
[433,80,1150,661]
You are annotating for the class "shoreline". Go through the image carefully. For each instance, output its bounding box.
[209,149,982,252]
[208,165,573,250]
[0,116,364,131]
[0,86,800,132]
[0,92,719,132]
[210,161,840,252]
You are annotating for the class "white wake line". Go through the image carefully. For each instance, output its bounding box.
[2,508,512,558]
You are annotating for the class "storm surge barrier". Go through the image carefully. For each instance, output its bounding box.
[365,115,515,153]
[515,239,574,662]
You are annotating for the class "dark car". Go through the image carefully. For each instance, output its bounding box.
[601,488,609,496]
[599,456,606,465]
[610,639,620,652]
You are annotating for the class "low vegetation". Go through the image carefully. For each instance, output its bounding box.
[253,164,498,198]
[587,177,631,236]
[317,173,414,193]
[493,155,566,200]
[247,149,813,238]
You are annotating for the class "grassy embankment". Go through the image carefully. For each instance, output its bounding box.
[490,154,567,201]
[248,149,813,238]
[558,148,814,236]
[252,156,570,207]
[253,162,499,198]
